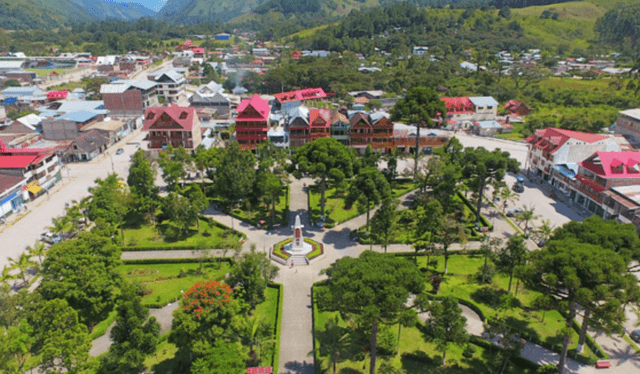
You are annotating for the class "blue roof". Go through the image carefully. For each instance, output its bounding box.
[2,87,44,97]
[469,96,499,108]
[55,111,101,123]
[57,101,104,113]
[553,164,578,180]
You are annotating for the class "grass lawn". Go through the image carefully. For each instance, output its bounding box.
[119,262,232,307]
[309,180,417,227]
[25,67,75,76]
[313,285,535,374]
[46,79,87,92]
[419,255,595,362]
[495,122,526,141]
[144,284,282,373]
[123,218,242,249]
[227,187,289,229]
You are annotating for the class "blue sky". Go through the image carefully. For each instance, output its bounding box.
[111,0,167,11]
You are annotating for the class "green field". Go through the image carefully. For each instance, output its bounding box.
[25,67,76,76]
[123,218,242,249]
[224,187,290,229]
[419,254,595,362]
[313,285,535,374]
[309,180,417,227]
[119,261,232,307]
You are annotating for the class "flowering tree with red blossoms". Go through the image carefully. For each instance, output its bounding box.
[169,280,244,369]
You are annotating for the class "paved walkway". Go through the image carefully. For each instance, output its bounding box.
[96,172,610,373]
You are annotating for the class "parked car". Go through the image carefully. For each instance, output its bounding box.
[506,208,522,217]
[115,148,124,155]
[631,330,640,343]
[41,232,62,244]
[512,183,524,193]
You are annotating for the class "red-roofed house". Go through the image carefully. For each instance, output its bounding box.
[309,109,331,142]
[177,39,195,52]
[274,88,328,114]
[235,95,271,149]
[349,113,372,151]
[504,100,531,116]
[557,151,640,224]
[142,106,202,150]
[525,127,622,181]
[192,48,205,59]
[0,141,61,200]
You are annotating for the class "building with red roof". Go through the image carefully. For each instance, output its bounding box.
[309,109,331,142]
[274,88,327,114]
[47,91,68,101]
[235,95,271,149]
[504,100,531,116]
[440,96,499,129]
[142,106,202,150]
[525,127,622,182]
[0,140,61,201]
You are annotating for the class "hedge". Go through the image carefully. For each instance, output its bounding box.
[469,335,540,371]
[571,318,609,360]
[271,238,323,261]
[270,282,284,374]
[457,192,494,232]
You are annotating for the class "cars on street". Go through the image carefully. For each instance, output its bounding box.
[115,148,124,155]
[41,232,62,244]
[506,208,522,217]
[631,330,640,343]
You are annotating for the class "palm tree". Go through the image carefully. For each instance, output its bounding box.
[499,187,519,213]
[9,253,33,287]
[26,240,46,269]
[48,216,71,239]
[516,204,540,233]
[533,219,554,245]
[1,265,14,291]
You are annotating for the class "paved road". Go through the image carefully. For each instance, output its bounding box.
[0,129,146,278]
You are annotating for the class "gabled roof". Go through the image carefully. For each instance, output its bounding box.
[157,71,185,84]
[274,88,327,104]
[101,80,156,94]
[69,129,110,153]
[370,111,390,124]
[580,151,640,179]
[309,109,330,126]
[0,153,48,169]
[330,110,348,124]
[16,114,42,129]
[0,173,25,194]
[2,87,45,97]
[197,81,223,94]
[469,96,498,108]
[56,100,104,113]
[529,127,609,154]
[350,112,371,127]
[441,97,474,113]
[143,106,196,131]
[237,94,270,121]
[288,106,309,125]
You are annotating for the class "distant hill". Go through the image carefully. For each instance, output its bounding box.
[68,0,157,20]
[158,0,269,23]
[0,0,96,29]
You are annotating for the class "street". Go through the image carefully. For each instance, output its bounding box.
[0,129,145,273]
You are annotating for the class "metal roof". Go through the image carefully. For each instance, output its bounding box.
[57,101,104,113]
[55,111,102,123]
[469,97,499,108]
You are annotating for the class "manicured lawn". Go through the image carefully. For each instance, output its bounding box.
[123,218,243,249]
[419,255,595,362]
[231,187,289,229]
[313,285,535,374]
[309,180,417,227]
[144,284,282,373]
[25,67,75,76]
[119,262,232,307]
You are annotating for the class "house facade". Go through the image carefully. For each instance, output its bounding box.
[100,80,158,116]
[147,70,186,104]
[525,127,622,182]
[0,173,26,219]
[330,110,350,146]
[309,109,331,142]
[441,96,498,129]
[142,106,202,150]
[41,111,106,141]
[370,112,394,153]
[188,81,231,118]
[288,107,310,148]
[349,112,373,151]
[235,95,270,150]
[0,142,61,200]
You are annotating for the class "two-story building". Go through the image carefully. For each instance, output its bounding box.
[288,106,310,148]
[235,95,270,150]
[142,106,202,150]
[441,96,499,129]
[188,81,231,118]
[525,127,623,182]
[146,69,186,104]
[0,142,61,200]
[349,112,372,152]
[370,112,394,153]
[100,80,158,116]
[274,88,327,115]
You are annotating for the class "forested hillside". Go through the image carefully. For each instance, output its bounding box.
[68,0,157,20]
[0,0,95,30]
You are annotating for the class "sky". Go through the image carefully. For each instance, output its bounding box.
[110,0,167,11]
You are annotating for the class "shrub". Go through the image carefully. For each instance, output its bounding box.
[471,286,508,309]
[474,262,496,284]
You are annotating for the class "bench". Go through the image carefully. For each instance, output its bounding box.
[596,360,611,369]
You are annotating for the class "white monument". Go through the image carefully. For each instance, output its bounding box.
[285,214,312,255]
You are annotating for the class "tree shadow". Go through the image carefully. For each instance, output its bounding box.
[283,360,315,373]
[322,228,358,250]
[150,357,178,374]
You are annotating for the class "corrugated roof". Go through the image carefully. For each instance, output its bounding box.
[57,101,104,113]
[82,120,124,132]
[477,120,502,129]
[469,96,498,108]
[0,173,25,194]
[237,94,270,121]
[143,106,196,131]
[55,111,101,123]
[0,154,41,168]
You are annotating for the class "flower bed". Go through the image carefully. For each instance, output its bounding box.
[271,238,324,261]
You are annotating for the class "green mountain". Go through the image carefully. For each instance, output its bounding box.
[68,0,157,20]
[158,0,271,23]
[0,0,96,29]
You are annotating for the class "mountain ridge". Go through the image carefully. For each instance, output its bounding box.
[67,0,157,20]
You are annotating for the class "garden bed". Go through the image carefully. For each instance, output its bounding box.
[271,238,324,262]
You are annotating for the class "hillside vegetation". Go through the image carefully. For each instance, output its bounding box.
[0,0,95,29]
